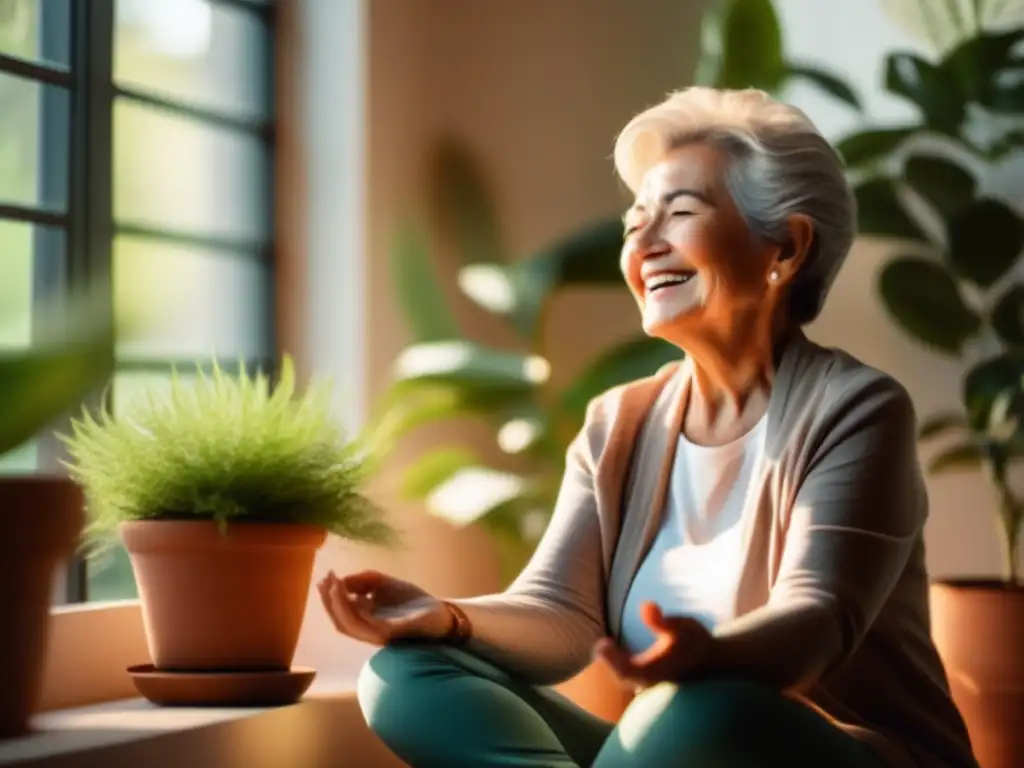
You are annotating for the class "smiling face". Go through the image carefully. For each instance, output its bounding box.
[620,143,784,345]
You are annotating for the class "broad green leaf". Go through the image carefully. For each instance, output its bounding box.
[991,285,1024,348]
[928,441,984,474]
[941,29,1024,112]
[391,340,549,395]
[786,64,862,110]
[0,341,115,456]
[496,407,549,456]
[427,137,505,264]
[388,223,461,342]
[885,52,966,132]
[367,380,530,448]
[878,256,981,354]
[854,178,928,242]
[836,127,917,168]
[877,0,978,56]
[917,410,969,440]
[904,154,977,219]
[947,199,1024,287]
[695,0,785,92]
[422,465,529,526]
[502,217,625,339]
[964,353,1024,431]
[401,447,480,499]
[987,129,1024,160]
[560,336,682,423]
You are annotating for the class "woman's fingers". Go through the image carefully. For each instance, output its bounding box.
[327,580,386,643]
[342,570,389,593]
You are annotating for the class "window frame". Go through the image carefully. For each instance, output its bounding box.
[0,0,281,604]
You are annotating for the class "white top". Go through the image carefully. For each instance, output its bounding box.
[620,417,768,653]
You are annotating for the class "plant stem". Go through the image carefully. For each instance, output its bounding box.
[996,485,1022,585]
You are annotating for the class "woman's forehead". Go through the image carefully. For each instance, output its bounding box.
[632,145,723,208]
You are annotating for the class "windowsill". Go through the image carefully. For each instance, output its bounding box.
[41,588,375,713]
[0,674,403,768]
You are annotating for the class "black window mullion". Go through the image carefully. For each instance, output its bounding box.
[0,51,72,87]
[58,0,116,604]
[263,5,278,376]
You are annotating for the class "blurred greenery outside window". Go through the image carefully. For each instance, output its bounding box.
[0,0,277,602]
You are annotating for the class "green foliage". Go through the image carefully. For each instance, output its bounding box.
[0,279,122,462]
[61,356,395,553]
[388,222,460,343]
[695,0,861,110]
[877,257,981,354]
[844,25,1024,582]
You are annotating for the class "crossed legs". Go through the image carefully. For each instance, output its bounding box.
[357,644,883,768]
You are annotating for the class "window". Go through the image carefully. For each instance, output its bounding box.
[0,0,277,603]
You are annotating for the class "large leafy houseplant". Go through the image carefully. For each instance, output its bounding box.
[835,15,1023,766]
[370,0,859,578]
[835,25,1024,584]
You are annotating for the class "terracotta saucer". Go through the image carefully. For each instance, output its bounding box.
[127,664,316,707]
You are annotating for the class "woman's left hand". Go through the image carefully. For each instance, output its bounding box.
[594,601,716,687]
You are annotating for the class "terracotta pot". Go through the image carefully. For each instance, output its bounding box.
[122,521,326,671]
[0,478,84,738]
[931,580,1024,768]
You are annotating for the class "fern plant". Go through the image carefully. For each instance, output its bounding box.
[835,25,1024,583]
[61,356,395,552]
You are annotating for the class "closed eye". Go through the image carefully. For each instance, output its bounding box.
[671,210,696,218]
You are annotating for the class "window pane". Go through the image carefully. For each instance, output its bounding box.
[0,0,71,67]
[0,71,69,210]
[0,440,36,474]
[114,0,270,122]
[0,218,65,347]
[113,99,269,243]
[0,219,34,348]
[115,236,272,361]
[87,544,138,602]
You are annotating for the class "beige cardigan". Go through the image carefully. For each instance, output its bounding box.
[455,332,976,768]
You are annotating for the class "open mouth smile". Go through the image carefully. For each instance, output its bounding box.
[643,271,696,293]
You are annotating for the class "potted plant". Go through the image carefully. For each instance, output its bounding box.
[835,21,1023,768]
[0,290,118,738]
[61,356,395,699]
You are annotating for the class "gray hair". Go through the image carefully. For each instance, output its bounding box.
[613,87,855,325]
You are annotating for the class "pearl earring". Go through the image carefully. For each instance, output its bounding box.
[769,270,780,283]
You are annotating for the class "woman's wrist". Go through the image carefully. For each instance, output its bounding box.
[440,600,473,646]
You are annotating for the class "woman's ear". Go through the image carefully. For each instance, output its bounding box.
[774,214,815,284]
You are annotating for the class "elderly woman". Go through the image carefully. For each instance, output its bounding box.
[319,88,978,768]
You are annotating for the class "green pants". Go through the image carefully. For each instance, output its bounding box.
[357,644,885,768]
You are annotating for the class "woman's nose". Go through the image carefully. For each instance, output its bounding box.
[636,238,672,262]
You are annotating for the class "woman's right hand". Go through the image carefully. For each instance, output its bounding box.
[317,569,453,645]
